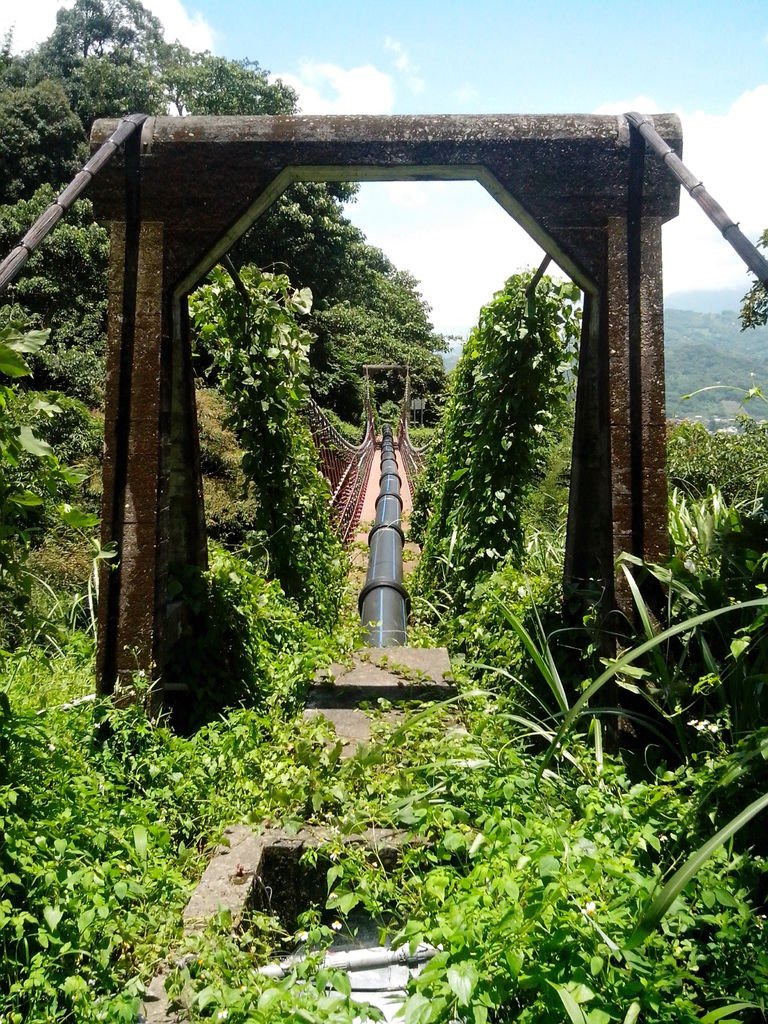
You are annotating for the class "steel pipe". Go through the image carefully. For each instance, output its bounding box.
[359,424,410,646]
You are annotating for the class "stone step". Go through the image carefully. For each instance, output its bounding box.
[304,647,454,756]
[308,647,454,708]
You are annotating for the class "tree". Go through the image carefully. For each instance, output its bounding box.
[741,230,768,330]
[0,187,108,405]
[161,45,296,116]
[29,0,166,129]
[0,81,85,203]
[37,0,164,70]
[309,263,446,420]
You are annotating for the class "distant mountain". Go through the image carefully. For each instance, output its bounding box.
[664,307,768,423]
[664,288,747,315]
[440,300,768,425]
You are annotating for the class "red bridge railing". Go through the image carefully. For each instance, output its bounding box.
[306,397,375,544]
[397,373,427,492]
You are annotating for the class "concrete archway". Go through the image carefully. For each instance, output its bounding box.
[89,113,681,698]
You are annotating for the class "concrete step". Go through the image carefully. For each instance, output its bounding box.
[304,647,455,757]
[308,647,455,708]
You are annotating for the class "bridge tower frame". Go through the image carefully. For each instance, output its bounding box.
[88,113,681,700]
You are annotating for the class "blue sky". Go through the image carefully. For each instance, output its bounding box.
[6,0,768,334]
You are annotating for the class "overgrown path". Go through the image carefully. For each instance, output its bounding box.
[307,435,437,759]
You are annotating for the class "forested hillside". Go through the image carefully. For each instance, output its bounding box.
[0,1,446,423]
[665,306,768,423]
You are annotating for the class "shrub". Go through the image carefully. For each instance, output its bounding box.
[190,266,346,627]
[667,418,768,506]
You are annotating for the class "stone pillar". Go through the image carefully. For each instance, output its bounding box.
[635,216,668,565]
[604,213,667,610]
[565,293,613,593]
[567,214,667,611]
[97,220,168,699]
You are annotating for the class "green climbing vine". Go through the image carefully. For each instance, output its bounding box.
[190,266,345,627]
[412,271,580,612]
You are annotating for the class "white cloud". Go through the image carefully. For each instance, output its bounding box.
[348,181,546,335]
[277,62,395,115]
[346,87,768,333]
[146,0,215,51]
[383,37,425,95]
[1,0,215,55]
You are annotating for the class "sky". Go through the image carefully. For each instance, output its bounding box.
[4,0,768,335]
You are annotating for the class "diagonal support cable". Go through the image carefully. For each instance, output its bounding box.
[0,113,149,296]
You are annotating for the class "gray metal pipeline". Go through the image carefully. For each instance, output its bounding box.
[359,424,409,646]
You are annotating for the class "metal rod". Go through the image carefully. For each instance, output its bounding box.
[525,253,552,297]
[625,111,768,286]
[259,943,437,979]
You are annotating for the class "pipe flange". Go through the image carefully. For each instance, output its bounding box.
[358,579,411,615]
[368,521,405,544]
[375,491,403,511]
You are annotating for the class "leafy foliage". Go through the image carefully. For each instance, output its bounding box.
[161,44,296,116]
[0,80,85,203]
[0,324,98,647]
[4,631,768,1024]
[0,187,109,404]
[190,266,345,626]
[740,230,768,331]
[667,418,768,506]
[165,546,335,728]
[413,272,580,612]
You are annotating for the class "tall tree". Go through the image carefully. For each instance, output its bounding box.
[161,45,296,116]
[0,81,85,203]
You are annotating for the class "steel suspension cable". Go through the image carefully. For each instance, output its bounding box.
[0,113,149,296]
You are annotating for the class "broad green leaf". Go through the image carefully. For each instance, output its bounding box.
[539,854,560,878]
[588,1011,611,1024]
[195,985,217,1010]
[337,891,359,914]
[730,637,750,660]
[550,983,588,1024]
[30,397,62,416]
[17,425,53,457]
[0,344,30,377]
[700,1003,759,1023]
[9,490,44,507]
[443,830,466,852]
[3,328,49,353]
[447,961,479,1006]
[258,988,283,1012]
[78,908,95,934]
[404,992,433,1024]
[133,824,148,860]
[43,906,63,932]
[59,504,100,529]
[628,790,768,947]
[622,1003,641,1024]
